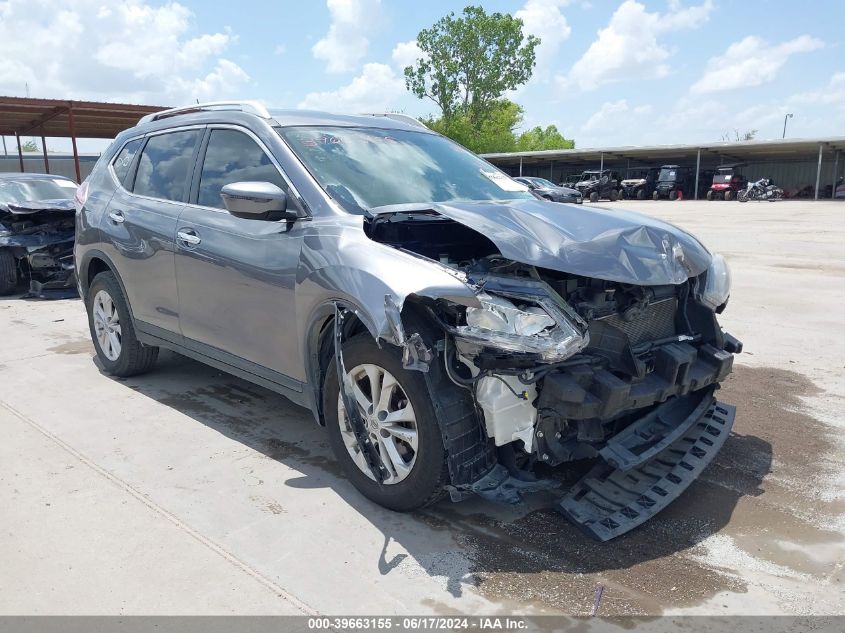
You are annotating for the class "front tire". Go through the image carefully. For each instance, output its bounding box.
[609,189,618,202]
[652,191,660,201]
[324,335,448,511]
[738,190,748,202]
[724,190,734,201]
[669,189,678,201]
[706,190,714,201]
[87,271,158,377]
[636,189,645,200]
[0,248,17,295]
[589,191,599,203]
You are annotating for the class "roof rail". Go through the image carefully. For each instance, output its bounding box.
[360,112,429,129]
[138,101,272,125]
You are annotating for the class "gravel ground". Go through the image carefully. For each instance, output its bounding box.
[0,199,843,615]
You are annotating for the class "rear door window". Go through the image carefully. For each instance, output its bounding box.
[132,130,201,202]
[196,129,287,209]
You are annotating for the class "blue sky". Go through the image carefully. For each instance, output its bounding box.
[1,0,844,151]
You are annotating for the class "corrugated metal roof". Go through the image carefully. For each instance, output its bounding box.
[0,96,167,138]
[482,137,845,164]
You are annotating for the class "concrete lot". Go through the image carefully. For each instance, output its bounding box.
[1,200,843,615]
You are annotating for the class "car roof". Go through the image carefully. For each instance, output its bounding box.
[0,172,75,182]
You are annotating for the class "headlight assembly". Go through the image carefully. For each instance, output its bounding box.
[698,253,731,310]
[456,292,588,362]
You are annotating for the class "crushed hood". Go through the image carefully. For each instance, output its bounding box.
[371,199,712,286]
[4,199,75,215]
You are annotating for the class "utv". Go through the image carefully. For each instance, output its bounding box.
[575,170,620,203]
[620,167,659,200]
[653,165,693,200]
[707,166,747,201]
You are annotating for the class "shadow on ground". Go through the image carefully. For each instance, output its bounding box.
[95,351,782,614]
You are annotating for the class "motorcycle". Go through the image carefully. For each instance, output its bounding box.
[738,178,783,202]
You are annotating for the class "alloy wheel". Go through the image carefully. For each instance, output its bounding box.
[92,289,122,361]
[337,363,419,484]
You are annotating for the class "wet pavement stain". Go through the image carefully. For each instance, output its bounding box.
[47,337,93,355]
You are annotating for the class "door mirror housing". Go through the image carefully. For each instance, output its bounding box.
[220,181,298,221]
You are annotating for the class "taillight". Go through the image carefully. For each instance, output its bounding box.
[74,180,89,210]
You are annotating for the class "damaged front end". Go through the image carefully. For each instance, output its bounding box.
[366,200,741,540]
[0,199,78,298]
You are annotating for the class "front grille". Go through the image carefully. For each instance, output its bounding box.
[596,298,677,346]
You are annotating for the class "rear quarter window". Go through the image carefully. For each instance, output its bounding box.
[111,138,143,187]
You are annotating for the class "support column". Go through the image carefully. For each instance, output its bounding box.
[41,129,49,174]
[519,156,523,177]
[694,148,701,200]
[68,103,81,183]
[599,152,604,172]
[549,160,554,181]
[15,133,24,173]
[814,144,823,201]
[831,150,840,199]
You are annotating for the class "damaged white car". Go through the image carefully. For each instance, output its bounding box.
[75,103,741,540]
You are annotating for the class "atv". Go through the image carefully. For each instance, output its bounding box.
[620,167,659,200]
[574,170,620,203]
[707,165,747,201]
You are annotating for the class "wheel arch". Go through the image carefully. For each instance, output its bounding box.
[78,250,135,320]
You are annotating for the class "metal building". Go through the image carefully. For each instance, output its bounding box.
[483,137,845,200]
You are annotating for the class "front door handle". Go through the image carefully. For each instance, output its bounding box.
[177,229,201,246]
[108,210,125,224]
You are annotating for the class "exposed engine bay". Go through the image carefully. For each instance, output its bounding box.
[0,200,78,298]
[364,208,741,540]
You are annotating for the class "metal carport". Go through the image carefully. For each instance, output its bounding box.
[483,137,845,200]
[0,96,165,182]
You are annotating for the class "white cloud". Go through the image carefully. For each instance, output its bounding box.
[581,99,652,133]
[0,0,249,105]
[298,63,404,113]
[274,44,287,56]
[391,40,423,71]
[312,0,382,74]
[557,0,713,93]
[515,0,572,77]
[791,72,845,109]
[690,35,825,95]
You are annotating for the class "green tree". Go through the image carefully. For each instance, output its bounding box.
[516,125,575,151]
[424,99,523,154]
[404,6,539,125]
[20,139,39,152]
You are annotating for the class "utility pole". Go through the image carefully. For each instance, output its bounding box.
[782,113,793,139]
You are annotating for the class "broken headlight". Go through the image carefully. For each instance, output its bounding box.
[698,253,731,311]
[456,292,588,361]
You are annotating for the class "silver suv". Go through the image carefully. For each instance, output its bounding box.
[75,101,741,540]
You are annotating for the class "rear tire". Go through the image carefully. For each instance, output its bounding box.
[652,191,660,201]
[0,248,17,295]
[87,271,158,377]
[324,335,448,512]
[669,190,678,201]
[724,190,734,201]
[706,190,714,201]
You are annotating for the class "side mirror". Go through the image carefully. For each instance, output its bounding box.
[220,181,298,221]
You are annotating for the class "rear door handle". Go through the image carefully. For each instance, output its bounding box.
[177,228,201,246]
[108,210,125,224]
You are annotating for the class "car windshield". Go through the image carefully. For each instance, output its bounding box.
[277,126,533,213]
[530,177,556,188]
[0,178,76,204]
[713,171,733,182]
[658,168,677,181]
